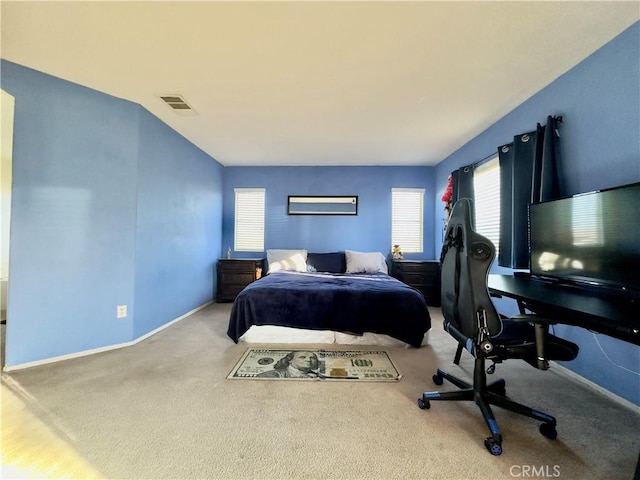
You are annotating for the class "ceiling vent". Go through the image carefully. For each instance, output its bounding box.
[159,94,198,116]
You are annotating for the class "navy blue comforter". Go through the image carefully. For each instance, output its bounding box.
[227,271,431,347]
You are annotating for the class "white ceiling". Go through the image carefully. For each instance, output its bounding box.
[2,1,638,167]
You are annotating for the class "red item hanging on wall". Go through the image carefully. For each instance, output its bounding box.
[442,175,454,218]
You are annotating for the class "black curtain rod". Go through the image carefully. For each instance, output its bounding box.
[474,151,499,168]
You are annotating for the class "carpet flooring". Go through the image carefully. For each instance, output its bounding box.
[2,303,639,479]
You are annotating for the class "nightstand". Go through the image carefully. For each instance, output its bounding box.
[391,260,441,307]
[216,258,264,302]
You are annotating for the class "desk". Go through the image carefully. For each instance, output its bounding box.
[488,274,640,346]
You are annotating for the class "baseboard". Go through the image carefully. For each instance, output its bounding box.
[3,301,213,372]
[549,360,640,414]
[132,301,212,344]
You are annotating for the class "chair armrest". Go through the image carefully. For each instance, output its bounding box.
[510,314,557,325]
[510,314,553,370]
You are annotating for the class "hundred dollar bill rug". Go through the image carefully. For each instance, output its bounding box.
[228,348,401,381]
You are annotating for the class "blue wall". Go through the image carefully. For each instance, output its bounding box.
[134,110,223,338]
[2,60,224,366]
[433,22,640,404]
[222,166,436,260]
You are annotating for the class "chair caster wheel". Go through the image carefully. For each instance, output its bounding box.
[417,398,430,409]
[432,373,443,385]
[540,423,557,439]
[484,438,502,456]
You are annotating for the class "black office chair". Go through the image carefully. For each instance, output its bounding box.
[419,198,579,456]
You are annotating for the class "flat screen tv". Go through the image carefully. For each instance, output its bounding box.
[529,182,640,295]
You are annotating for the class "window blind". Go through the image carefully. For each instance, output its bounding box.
[473,157,500,254]
[234,188,265,252]
[392,188,424,253]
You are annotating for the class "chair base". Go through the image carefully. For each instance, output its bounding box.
[419,359,558,456]
[453,344,464,365]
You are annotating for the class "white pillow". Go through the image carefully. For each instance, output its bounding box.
[267,249,308,273]
[345,250,388,274]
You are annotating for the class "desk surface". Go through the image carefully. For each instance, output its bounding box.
[488,274,640,346]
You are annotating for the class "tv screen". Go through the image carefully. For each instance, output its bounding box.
[529,182,640,294]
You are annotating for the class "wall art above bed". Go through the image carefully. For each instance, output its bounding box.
[287,195,358,215]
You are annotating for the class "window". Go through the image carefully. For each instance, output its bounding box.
[234,188,265,252]
[473,156,500,253]
[392,188,424,253]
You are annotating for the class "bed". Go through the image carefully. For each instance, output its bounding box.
[227,250,431,348]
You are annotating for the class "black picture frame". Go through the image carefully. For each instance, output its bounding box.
[287,196,358,215]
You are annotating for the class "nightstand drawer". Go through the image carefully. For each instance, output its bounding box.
[222,263,259,274]
[401,272,431,286]
[220,271,255,285]
[395,261,439,274]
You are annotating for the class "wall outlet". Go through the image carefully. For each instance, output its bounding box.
[116,305,127,319]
